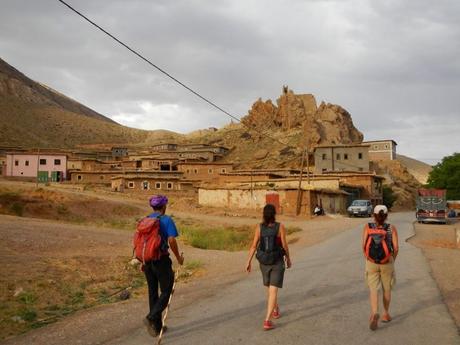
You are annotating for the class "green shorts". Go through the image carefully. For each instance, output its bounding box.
[260,259,285,288]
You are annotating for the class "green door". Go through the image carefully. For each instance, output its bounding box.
[37,171,49,183]
[50,171,58,182]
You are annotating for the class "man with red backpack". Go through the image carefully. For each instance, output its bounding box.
[133,195,184,337]
[362,205,399,331]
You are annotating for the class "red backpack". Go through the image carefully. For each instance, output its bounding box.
[364,223,392,264]
[133,217,162,264]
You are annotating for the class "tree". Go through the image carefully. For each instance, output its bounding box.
[382,186,397,210]
[426,152,460,200]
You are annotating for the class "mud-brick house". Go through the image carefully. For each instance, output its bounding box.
[111,171,193,192]
[362,140,397,161]
[177,162,233,182]
[111,147,128,159]
[5,152,67,182]
[70,170,119,185]
[198,185,349,217]
[314,144,370,173]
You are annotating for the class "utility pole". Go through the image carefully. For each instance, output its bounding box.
[35,147,40,188]
[295,148,306,216]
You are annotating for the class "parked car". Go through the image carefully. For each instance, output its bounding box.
[416,189,447,224]
[347,200,373,217]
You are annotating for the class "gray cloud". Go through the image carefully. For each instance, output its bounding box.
[1,0,459,163]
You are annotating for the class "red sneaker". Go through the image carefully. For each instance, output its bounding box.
[263,320,274,330]
[272,307,281,319]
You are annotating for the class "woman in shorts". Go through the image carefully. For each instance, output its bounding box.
[362,205,399,330]
[246,204,292,330]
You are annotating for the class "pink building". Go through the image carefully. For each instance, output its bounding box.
[5,153,67,181]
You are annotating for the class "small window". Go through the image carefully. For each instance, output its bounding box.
[167,182,173,189]
[384,144,388,149]
[221,168,227,173]
[358,153,363,160]
[77,175,82,180]
[15,160,19,166]
[186,169,190,174]
[194,169,198,174]
[344,154,348,160]
[322,168,327,172]
[322,154,327,160]
[71,164,75,168]
[373,145,378,149]
[128,182,135,188]
[336,153,341,160]
[359,167,363,171]
[54,159,61,165]
[40,159,46,165]
[100,175,104,180]
[142,181,149,190]
[25,160,29,166]
[155,182,161,189]
[208,168,213,174]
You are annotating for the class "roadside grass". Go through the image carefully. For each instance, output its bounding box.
[178,223,303,251]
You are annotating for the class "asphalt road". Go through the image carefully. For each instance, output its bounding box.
[110,212,460,345]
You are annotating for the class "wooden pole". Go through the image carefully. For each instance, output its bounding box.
[35,147,40,188]
[296,148,306,216]
[306,148,310,185]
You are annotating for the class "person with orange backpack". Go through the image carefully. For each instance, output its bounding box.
[133,195,184,337]
[362,205,399,331]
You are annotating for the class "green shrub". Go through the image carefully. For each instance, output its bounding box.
[180,226,252,251]
[11,202,24,216]
[19,309,37,322]
[383,186,397,210]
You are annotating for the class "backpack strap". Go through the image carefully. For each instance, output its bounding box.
[368,223,376,229]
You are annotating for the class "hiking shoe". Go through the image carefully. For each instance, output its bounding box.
[382,313,392,323]
[144,318,158,337]
[263,320,274,330]
[369,313,379,331]
[272,307,281,319]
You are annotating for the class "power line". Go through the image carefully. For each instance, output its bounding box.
[56,0,290,148]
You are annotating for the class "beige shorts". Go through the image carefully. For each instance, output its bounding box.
[365,258,396,291]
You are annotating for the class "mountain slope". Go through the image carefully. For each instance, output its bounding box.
[0,57,181,148]
[397,154,432,184]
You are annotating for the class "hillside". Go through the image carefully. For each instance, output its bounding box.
[185,87,364,169]
[0,57,181,148]
[397,154,432,184]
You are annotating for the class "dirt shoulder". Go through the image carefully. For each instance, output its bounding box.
[409,221,460,330]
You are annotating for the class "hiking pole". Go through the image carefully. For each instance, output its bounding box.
[157,253,183,345]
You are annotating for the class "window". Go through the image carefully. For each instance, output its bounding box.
[54,159,61,165]
[186,169,190,174]
[167,182,173,189]
[40,159,46,165]
[373,145,378,149]
[15,160,19,166]
[77,175,82,180]
[359,167,363,171]
[100,175,104,180]
[384,144,388,149]
[142,181,149,190]
[194,169,198,174]
[322,154,327,160]
[358,153,363,159]
[221,168,227,173]
[322,168,327,172]
[155,182,161,189]
[336,153,341,160]
[25,160,29,166]
[128,182,135,188]
[344,154,348,160]
[208,168,213,174]
[71,164,75,168]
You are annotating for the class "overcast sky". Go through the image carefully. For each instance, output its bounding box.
[1,0,459,164]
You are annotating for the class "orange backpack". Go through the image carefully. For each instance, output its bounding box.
[364,223,392,264]
[133,217,162,264]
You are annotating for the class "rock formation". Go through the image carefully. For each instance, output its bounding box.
[242,86,363,149]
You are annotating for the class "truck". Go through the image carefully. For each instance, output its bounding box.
[416,188,447,224]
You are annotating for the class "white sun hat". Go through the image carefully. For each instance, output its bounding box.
[373,205,388,214]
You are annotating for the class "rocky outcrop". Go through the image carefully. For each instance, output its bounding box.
[242,86,363,149]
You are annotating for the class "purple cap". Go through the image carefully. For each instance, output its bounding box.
[149,195,168,208]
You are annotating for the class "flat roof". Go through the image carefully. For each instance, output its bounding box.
[362,139,398,146]
[314,144,370,149]
[177,162,233,166]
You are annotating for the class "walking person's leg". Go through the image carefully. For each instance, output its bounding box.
[150,256,175,331]
[366,261,381,330]
[144,262,160,336]
[265,286,278,321]
[381,261,395,322]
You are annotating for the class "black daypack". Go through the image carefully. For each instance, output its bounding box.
[256,223,283,265]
